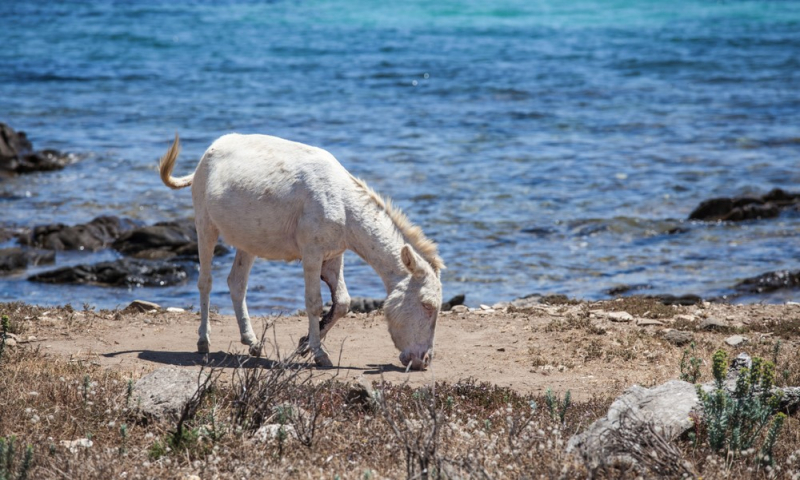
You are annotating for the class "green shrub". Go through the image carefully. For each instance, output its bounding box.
[0,437,33,480]
[544,388,571,424]
[696,350,785,465]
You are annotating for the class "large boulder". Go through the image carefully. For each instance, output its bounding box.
[734,270,800,294]
[0,248,56,275]
[134,368,202,421]
[0,123,72,177]
[0,247,55,274]
[112,219,228,261]
[567,380,698,469]
[689,188,800,222]
[27,258,188,287]
[20,216,137,251]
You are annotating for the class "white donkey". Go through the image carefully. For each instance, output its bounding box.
[158,133,444,370]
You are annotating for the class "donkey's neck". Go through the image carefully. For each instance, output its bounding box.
[345,201,408,294]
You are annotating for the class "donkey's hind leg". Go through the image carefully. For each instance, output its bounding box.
[227,249,261,356]
[196,215,219,354]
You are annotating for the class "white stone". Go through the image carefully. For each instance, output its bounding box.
[60,438,93,453]
[607,311,634,322]
[725,335,747,347]
[166,307,185,313]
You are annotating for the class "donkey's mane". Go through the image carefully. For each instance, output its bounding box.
[350,175,445,272]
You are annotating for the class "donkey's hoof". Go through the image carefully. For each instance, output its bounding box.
[197,341,210,354]
[248,342,263,357]
[314,352,333,368]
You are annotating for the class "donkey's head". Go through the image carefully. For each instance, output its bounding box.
[384,244,442,371]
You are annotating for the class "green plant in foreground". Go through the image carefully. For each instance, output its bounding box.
[679,341,702,383]
[0,436,34,480]
[696,350,785,465]
[544,388,571,424]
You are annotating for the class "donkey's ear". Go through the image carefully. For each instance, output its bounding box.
[401,244,423,276]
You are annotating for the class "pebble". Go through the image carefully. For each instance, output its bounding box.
[126,299,160,313]
[606,311,634,322]
[451,305,469,314]
[699,318,728,331]
[663,330,693,346]
[725,335,748,347]
[165,307,185,313]
[60,438,93,453]
[637,319,664,327]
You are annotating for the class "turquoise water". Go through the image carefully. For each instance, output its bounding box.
[2,1,799,312]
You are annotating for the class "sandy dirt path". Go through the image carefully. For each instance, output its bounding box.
[12,299,799,400]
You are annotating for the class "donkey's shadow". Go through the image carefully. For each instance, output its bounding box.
[102,349,364,371]
[104,350,286,369]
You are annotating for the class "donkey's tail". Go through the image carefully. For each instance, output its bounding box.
[159,133,194,189]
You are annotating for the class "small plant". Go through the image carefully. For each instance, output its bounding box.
[0,436,33,480]
[679,341,702,383]
[125,379,134,409]
[544,388,571,424]
[0,315,9,364]
[696,350,786,464]
[119,424,128,456]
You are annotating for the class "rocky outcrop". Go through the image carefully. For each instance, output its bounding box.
[20,216,138,251]
[734,270,800,294]
[112,219,228,261]
[568,353,800,473]
[27,258,188,287]
[0,247,55,273]
[0,123,72,177]
[689,188,800,222]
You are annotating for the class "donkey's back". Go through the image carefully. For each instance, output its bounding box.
[192,134,352,261]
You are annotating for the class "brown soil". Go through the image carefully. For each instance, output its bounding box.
[8,298,800,399]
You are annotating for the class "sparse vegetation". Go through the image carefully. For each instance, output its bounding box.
[695,350,788,466]
[680,341,703,383]
[1,301,798,478]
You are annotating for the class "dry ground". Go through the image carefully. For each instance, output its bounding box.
[2,299,800,479]
[6,297,800,399]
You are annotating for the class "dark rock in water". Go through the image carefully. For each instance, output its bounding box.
[441,294,466,312]
[335,294,466,314]
[734,270,800,294]
[0,247,55,273]
[349,297,385,314]
[20,216,137,251]
[28,258,188,287]
[647,294,702,306]
[689,188,800,222]
[112,219,228,261]
[606,284,652,296]
[0,123,72,177]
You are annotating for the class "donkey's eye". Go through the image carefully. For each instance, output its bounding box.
[422,303,437,316]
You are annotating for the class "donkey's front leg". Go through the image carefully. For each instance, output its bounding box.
[298,254,351,352]
[320,254,350,338]
[302,251,333,367]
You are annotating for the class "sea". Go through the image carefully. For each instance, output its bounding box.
[2,0,799,313]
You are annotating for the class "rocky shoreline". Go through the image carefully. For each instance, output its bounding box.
[2,122,800,305]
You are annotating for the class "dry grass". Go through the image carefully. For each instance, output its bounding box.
[1,339,798,479]
[2,300,799,479]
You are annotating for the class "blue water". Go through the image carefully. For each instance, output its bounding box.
[2,0,800,312]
